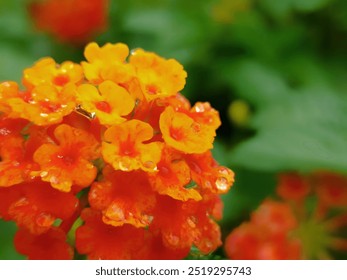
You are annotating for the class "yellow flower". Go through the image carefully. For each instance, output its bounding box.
[159,105,220,154]
[6,84,77,126]
[82,42,134,84]
[23,57,83,89]
[130,49,187,101]
[102,120,163,172]
[77,81,135,126]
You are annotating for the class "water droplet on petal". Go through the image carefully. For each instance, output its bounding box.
[166,233,180,246]
[187,216,196,228]
[195,103,206,113]
[215,177,228,192]
[203,240,213,250]
[118,158,132,171]
[36,213,55,227]
[107,204,125,222]
[40,171,48,177]
[49,176,59,185]
[143,161,157,171]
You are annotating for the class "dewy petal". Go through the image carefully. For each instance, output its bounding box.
[0,81,21,114]
[130,49,187,101]
[185,151,234,194]
[23,57,83,89]
[148,147,201,201]
[33,124,99,192]
[89,167,155,228]
[102,120,163,172]
[77,81,135,126]
[75,208,146,260]
[6,83,77,126]
[15,227,73,260]
[82,42,133,84]
[160,106,216,154]
[150,195,222,253]
[0,118,35,187]
[0,180,78,234]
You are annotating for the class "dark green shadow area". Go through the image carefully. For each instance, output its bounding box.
[0,220,25,260]
[220,167,277,231]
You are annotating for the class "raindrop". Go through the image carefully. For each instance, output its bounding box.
[187,216,196,228]
[118,160,131,171]
[194,103,206,113]
[107,204,125,222]
[166,233,180,246]
[215,177,228,192]
[143,161,156,170]
[36,213,54,227]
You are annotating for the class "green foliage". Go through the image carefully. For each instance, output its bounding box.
[224,59,347,173]
[0,220,25,260]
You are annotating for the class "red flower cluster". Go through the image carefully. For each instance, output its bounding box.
[225,172,347,259]
[28,0,108,44]
[0,42,234,259]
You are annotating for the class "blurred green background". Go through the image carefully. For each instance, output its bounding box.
[1,0,347,259]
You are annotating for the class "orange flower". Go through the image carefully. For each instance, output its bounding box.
[160,105,220,154]
[82,42,134,84]
[225,223,302,260]
[0,118,39,187]
[77,81,135,126]
[148,147,201,201]
[89,166,155,228]
[251,200,298,234]
[0,81,21,114]
[0,137,28,187]
[185,151,234,194]
[102,120,163,172]
[23,57,83,89]
[29,0,108,44]
[15,227,73,260]
[130,48,187,101]
[277,173,311,202]
[33,124,100,192]
[225,172,347,260]
[76,208,146,259]
[0,41,233,260]
[189,102,221,131]
[314,172,347,208]
[151,195,222,254]
[0,180,78,234]
[6,84,77,126]
[139,231,190,260]
[225,199,301,260]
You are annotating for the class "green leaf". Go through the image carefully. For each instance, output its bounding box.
[259,0,333,16]
[293,0,333,12]
[229,84,347,173]
[222,59,290,106]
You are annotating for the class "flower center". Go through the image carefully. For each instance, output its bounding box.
[53,74,70,86]
[95,101,112,113]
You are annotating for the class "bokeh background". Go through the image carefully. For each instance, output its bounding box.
[1,0,347,259]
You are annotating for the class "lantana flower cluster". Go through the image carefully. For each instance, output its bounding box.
[29,0,108,43]
[225,172,347,259]
[0,42,234,259]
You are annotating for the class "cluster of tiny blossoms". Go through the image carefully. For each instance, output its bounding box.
[225,172,347,259]
[0,42,234,259]
[29,0,108,44]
